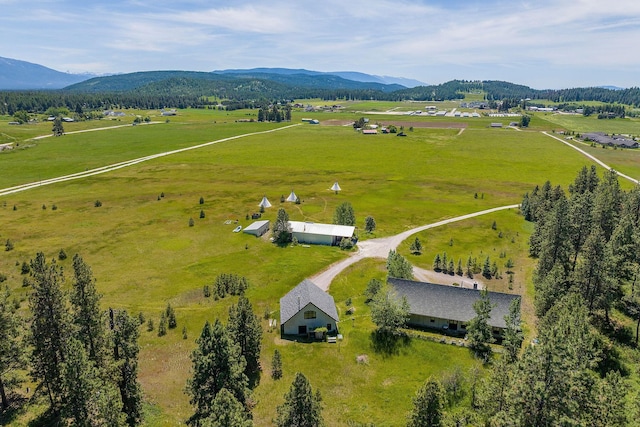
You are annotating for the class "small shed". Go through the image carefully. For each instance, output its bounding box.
[243,220,270,237]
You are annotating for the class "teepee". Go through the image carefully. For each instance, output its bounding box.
[258,195,272,208]
[286,190,298,202]
[330,182,341,193]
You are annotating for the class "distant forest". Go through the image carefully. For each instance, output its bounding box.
[1,76,640,116]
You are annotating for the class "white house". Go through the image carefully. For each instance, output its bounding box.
[288,221,355,246]
[280,279,339,336]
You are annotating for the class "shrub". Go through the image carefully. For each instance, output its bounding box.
[5,239,14,251]
[58,249,67,260]
[189,217,195,227]
[146,318,154,331]
[339,237,354,250]
[94,200,102,207]
[203,284,211,298]
[199,196,204,205]
[0,273,6,283]
[52,204,58,210]
[199,210,205,219]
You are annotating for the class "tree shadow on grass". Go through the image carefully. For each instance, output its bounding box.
[0,393,28,426]
[370,330,411,357]
[247,369,262,389]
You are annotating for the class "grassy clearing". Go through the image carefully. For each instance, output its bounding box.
[0,107,619,425]
[535,112,640,135]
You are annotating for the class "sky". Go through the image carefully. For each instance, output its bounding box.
[1,0,639,89]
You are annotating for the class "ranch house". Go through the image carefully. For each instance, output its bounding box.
[388,277,520,338]
[280,279,339,336]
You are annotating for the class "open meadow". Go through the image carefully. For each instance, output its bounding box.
[1,104,638,425]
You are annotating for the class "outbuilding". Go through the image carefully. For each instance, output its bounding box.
[280,279,339,336]
[243,220,270,237]
[289,221,355,246]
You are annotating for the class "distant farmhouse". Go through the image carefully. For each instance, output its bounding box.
[280,279,339,336]
[289,221,355,246]
[583,132,638,148]
[388,278,520,338]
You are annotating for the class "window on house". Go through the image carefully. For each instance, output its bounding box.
[327,323,332,331]
[304,310,316,319]
[430,318,435,323]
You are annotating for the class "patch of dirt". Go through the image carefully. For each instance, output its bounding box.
[412,267,484,290]
[381,121,467,129]
[320,119,353,126]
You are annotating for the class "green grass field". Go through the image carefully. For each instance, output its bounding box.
[0,106,632,425]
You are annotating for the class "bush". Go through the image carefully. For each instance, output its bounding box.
[52,204,58,210]
[58,249,67,260]
[0,273,6,283]
[94,200,102,207]
[199,197,204,205]
[189,217,195,227]
[5,239,14,251]
[339,237,354,250]
[203,284,211,298]
[199,210,205,219]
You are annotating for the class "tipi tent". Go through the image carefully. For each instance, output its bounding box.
[330,182,341,193]
[258,196,272,208]
[286,190,298,202]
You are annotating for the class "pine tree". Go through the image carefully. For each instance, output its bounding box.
[502,298,523,363]
[187,320,248,426]
[158,312,167,337]
[456,259,463,276]
[52,116,64,136]
[271,349,283,380]
[387,250,414,279]
[364,215,376,233]
[61,337,126,426]
[408,378,445,427]
[466,289,495,361]
[276,372,324,427]
[29,252,70,410]
[273,208,292,245]
[166,303,177,329]
[201,388,253,427]
[433,253,442,271]
[70,254,109,369]
[0,286,25,409]
[442,252,448,274]
[482,256,492,278]
[113,310,144,426]
[364,278,383,302]
[227,296,262,376]
[409,237,422,255]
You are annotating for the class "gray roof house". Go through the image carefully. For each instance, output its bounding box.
[280,279,339,336]
[388,277,520,336]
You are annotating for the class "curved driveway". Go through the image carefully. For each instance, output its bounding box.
[311,204,520,291]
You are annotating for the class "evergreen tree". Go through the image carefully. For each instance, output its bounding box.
[478,356,513,421]
[502,298,523,363]
[466,289,495,361]
[407,378,445,427]
[409,237,422,255]
[29,252,70,410]
[0,286,25,409]
[62,337,126,426]
[433,253,442,271]
[166,303,177,329]
[70,254,109,368]
[592,169,622,241]
[227,296,263,376]
[456,259,463,276]
[271,349,283,380]
[364,215,376,233]
[448,260,455,275]
[273,208,292,245]
[201,388,253,427]
[441,252,448,274]
[333,201,356,226]
[158,312,167,336]
[482,256,492,279]
[113,310,144,426]
[52,116,64,136]
[275,372,324,427]
[187,320,248,426]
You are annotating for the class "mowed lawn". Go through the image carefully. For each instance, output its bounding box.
[0,111,608,425]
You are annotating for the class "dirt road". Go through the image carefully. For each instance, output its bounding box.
[310,204,519,291]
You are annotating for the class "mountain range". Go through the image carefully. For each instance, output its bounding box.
[0,56,426,91]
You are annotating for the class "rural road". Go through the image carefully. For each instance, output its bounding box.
[310,204,520,291]
[542,131,639,185]
[0,124,301,197]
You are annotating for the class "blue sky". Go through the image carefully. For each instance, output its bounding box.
[2,0,639,89]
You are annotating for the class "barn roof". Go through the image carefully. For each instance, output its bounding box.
[388,277,520,329]
[280,279,339,324]
[289,221,355,238]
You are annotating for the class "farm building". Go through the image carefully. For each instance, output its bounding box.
[583,132,638,148]
[280,279,339,336]
[388,277,520,338]
[243,220,270,237]
[289,221,355,246]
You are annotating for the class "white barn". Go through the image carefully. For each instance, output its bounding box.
[289,221,355,246]
[280,279,339,336]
